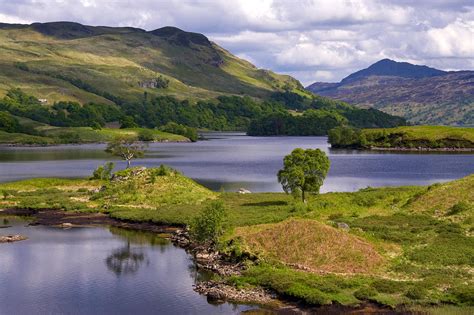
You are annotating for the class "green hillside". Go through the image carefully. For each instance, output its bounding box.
[0,22,307,103]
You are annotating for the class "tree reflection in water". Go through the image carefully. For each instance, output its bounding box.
[105,226,170,276]
[105,242,147,276]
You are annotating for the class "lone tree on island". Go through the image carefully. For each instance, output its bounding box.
[277,148,330,203]
[105,137,146,168]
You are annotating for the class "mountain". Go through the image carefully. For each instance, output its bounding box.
[0,22,308,104]
[306,59,474,125]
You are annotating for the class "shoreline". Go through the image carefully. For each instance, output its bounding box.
[369,146,474,152]
[0,138,191,148]
[331,145,474,152]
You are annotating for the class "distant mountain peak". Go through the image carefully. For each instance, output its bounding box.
[341,59,446,83]
[149,26,212,47]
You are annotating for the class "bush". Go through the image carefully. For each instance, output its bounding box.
[120,116,138,128]
[190,201,226,245]
[446,201,472,216]
[354,286,377,300]
[405,286,426,300]
[91,162,115,180]
[138,129,155,142]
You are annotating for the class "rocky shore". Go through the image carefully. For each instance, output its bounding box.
[171,228,280,306]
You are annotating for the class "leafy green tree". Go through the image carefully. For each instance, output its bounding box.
[277,148,330,202]
[190,201,227,246]
[105,137,146,168]
[119,116,138,128]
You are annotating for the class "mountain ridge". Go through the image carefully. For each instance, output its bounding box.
[306,59,474,125]
[0,21,308,104]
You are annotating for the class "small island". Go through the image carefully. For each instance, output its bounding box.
[328,125,474,151]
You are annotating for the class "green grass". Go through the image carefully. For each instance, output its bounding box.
[0,168,472,308]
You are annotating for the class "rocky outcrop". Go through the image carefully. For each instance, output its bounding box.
[0,234,27,243]
[194,281,277,305]
[170,228,279,305]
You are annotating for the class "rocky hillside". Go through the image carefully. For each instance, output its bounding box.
[0,22,308,104]
[306,59,474,125]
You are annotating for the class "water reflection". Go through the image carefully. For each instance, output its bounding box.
[0,219,253,314]
[105,243,148,276]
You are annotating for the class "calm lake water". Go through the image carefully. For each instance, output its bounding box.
[0,218,255,314]
[0,133,473,192]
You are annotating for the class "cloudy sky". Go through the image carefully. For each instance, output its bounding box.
[0,0,473,85]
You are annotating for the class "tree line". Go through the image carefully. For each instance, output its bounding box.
[0,88,406,138]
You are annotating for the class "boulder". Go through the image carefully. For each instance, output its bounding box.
[337,222,350,230]
[238,188,251,194]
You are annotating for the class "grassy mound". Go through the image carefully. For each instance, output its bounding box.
[0,167,216,225]
[406,174,474,223]
[233,218,383,274]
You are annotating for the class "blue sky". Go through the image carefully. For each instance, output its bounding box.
[0,0,472,85]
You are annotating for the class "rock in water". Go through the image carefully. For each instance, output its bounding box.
[0,234,28,243]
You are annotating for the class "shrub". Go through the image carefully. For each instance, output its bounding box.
[354,286,377,300]
[138,129,155,142]
[444,285,474,306]
[190,201,227,245]
[446,201,472,216]
[371,279,406,294]
[405,286,426,300]
[91,162,115,180]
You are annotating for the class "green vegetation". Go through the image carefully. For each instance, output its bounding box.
[91,162,115,180]
[190,201,227,246]
[247,95,406,136]
[0,167,472,309]
[105,137,146,168]
[160,122,198,142]
[329,125,474,150]
[0,87,406,144]
[278,148,330,202]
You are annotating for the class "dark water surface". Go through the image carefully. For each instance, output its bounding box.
[0,219,254,314]
[0,133,473,192]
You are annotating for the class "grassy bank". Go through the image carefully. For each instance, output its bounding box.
[0,126,188,145]
[0,168,472,309]
[328,125,474,150]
